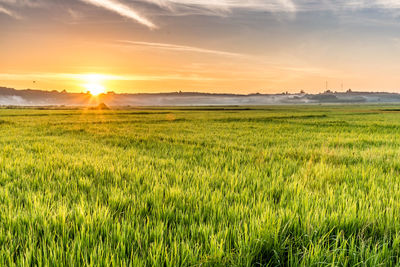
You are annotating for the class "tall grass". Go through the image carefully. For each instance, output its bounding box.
[0,106,400,265]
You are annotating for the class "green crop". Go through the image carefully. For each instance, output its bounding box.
[1,105,400,266]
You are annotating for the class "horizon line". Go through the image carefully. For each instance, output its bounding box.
[1,86,400,96]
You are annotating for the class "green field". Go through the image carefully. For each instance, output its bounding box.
[2,105,400,266]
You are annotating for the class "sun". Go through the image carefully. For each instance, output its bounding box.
[83,74,106,96]
[85,83,105,96]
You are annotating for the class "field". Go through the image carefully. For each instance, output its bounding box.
[2,105,400,266]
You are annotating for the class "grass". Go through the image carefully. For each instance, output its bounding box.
[1,105,400,265]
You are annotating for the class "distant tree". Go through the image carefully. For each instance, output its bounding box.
[300,90,305,94]
[346,89,353,93]
[90,103,110,110]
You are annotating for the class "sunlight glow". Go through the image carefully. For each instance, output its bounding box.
[85,83,106,96]
[83,74,106,96]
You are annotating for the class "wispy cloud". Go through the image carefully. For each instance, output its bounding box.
[299,0,400,11]
[78,0,156,28]
[0,0,43,8]
[4,0,400,28]
[0,5,20,19]
[140,0,297,14]
[117,40,245,57]
[139,0,400,15]
[0,72,220,82]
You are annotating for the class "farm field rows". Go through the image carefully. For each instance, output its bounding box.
[1,105,400,266]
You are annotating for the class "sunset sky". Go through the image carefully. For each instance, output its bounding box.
[2,0,400,93]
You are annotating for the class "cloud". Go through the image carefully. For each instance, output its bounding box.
[278,0,296,12]
[139,0,298,14]
[373,0,400,10]
[0,0,44,8]
[67,8,83,20]
[138,0,400,15]
[0,72,220,82]
[78,0,157,28]
[4,0,400,27]
[298,0,400,11]
[0,5,20,18]
[117,40,245,57]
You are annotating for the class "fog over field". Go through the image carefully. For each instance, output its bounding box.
[2,87,400,106]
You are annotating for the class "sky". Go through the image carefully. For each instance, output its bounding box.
[2,0,400,94]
